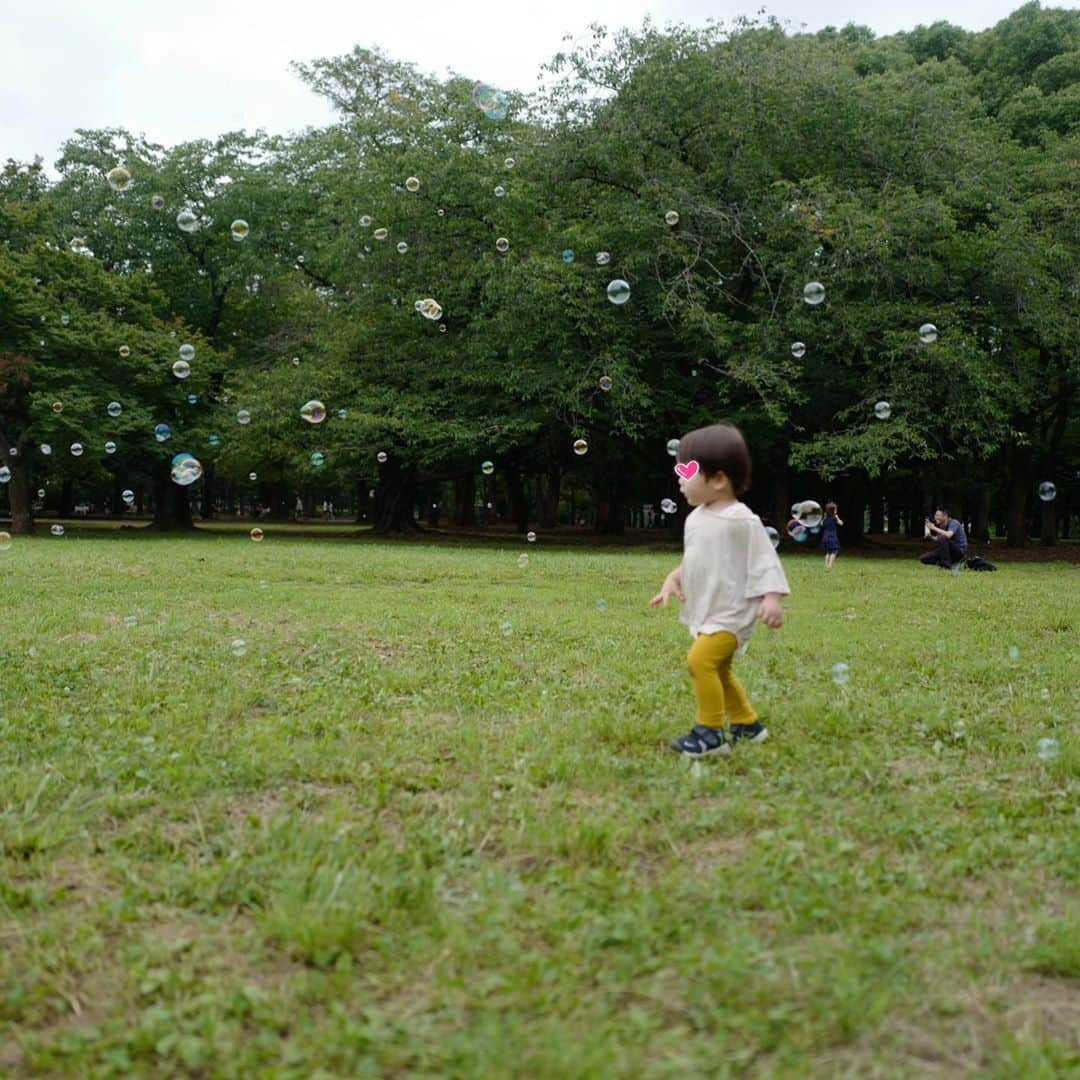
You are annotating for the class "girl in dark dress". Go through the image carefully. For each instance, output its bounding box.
[821,501,843,570]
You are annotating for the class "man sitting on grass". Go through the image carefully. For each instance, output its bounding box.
[920,507,967,570]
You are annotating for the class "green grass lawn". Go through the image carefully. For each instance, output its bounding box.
[1,530,1077,1078]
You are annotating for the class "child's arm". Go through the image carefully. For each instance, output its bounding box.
[836,516,845,526]
[756,591,785,628]
[650,564,685,608]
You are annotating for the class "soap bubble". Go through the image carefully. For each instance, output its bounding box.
[661,498,677,514]
[918,323,938,344]
[405,176,421,192]
[396,241,408,254]
[665,210,679,226]
[498,620,513,636]
[60,313,70,326]
[106,166,132,192]
[104,441,116,455]
[172,359,191,379]
[791,341,806,358]
[1036,737,1059,762]
[418,298,443,320]
[123,615,137,628]
[573,438,588,456]
[300,400,326,424]
[208,434,221,447]
[494,185,505,198]
[481,460,495,476]
[40,443,52,455]
[70,443,83,457]
[186,394,197,405]
[803,281,826,305]
[831,662,850,686]
[598,375,613,391]
[230,638,247,657]
[150,194,165,210]
[526,531,537,543]
[248,472,257,481]
[68,237,87,254]
[517,554,529,568]
[170,453,203,486]
[51,524,65,537]
[107,401,122,418]
[0,531,10,550]
[495,237,510,253]
[37,488,44,498]
[596,599,607,611]
[1008,645,1020,661]
[178,343,195,363]
[561,249,575,264]
[472,82,499,110]
[249,528,264,542]
[666,438,680,457]
[377,451,388,463]
[51,401,63,414]
[595,251,611,265]
[373,228,389,241]
[484,93,509,121]
[1038,481,1056,502]
[176,209,199,233]
[154,424,171,442]
[336,408,348,420]
[0,467,9,483]
[118,345,130,358]
[439,324,447,333]
[236,410,251,425]
[787,520,807,541]
[122,490,135,505]
[230,219,249,241]
[310,451,325,467]
[606,279,631,305]
[874,401,892,420]
[765,525,780,549]
[796,500,824,528]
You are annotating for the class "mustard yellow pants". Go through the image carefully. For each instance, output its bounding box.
[687,631,757,729]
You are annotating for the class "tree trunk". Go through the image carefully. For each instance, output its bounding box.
[5,452,33,535]
[1040,495,1057,546]
[200,461,217,519]
[505,465,528,535]
[148,460,196,531]
[1004,443,1031,548]
[538,466,560,529]
[453,474,476,527]
[61,477,74,519]
[972,480,991,544]
[867,482,884,535]
[109,471,127,518]
[374,460,420,534]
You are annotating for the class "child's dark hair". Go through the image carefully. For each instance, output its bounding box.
[825,501,837,516]
[677,423,752,495]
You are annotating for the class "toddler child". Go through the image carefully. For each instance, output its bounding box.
[651,423,790,757]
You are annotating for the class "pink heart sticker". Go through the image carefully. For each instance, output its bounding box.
[674,460,699,480]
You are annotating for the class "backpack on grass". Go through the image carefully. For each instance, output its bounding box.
[962,554,997,572]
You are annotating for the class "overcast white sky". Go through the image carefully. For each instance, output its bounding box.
[0,0,1043,168]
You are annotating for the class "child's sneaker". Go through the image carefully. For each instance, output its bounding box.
[670,725,730,757]
[729,721,769,745]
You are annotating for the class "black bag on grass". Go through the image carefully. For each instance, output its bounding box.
[963,554,997,572]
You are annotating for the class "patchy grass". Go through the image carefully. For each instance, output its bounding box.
[0,530,1077,1077]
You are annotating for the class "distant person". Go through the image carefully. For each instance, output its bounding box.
[821,501,843,570]
[322,499,331,522]
[295,496,303,520]
[651,423,789,757]
[921,507,967,570]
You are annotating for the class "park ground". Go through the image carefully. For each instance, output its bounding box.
[0,528,1077,1077]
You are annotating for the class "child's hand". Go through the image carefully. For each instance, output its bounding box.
[650,574,685,608]
[757,593,784,628]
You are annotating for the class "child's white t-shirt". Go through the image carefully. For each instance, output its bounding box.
[679,501,790,652]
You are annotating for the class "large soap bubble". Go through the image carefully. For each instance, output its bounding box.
[170,452,203,486]
[803,281,826,305]
[300,400,326,424]
[106,166,132,192]
[606,279,631,305]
